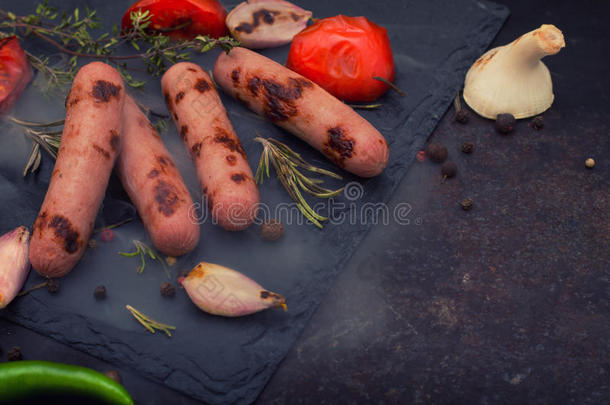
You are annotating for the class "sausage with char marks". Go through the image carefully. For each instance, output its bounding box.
[212,47,389,178]
[117,95,200,256]
[161,62,259,231]
[29,62,124,277]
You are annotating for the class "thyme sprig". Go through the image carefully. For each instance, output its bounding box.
[254,136,344,228]
[0,1,240,90]
[126,305,175,337]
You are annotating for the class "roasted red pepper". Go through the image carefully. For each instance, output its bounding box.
[0,36,32,114]
[121,0,229,40]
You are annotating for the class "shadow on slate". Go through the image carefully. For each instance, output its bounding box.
[0,0,508,403]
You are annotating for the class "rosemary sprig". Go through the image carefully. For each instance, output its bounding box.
[0,2,240,91]
[118,239,171,279]
[8,116,63,175]
[118,240,157,274]
[254,136,344,228]
[126,305,175,337]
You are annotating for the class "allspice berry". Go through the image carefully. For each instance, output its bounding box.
[441,162,457,179]
[46,278,60,294]
[261,219,284,241]
[426,142,448,163]
[585,158,595,169]
[461,142,474,154]
[161,282,175,298]
[94,285,107,300]
[454,109,469,124]
[7,346,23,361]
[496,113,516,134]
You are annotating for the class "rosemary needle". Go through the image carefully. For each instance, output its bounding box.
[126,305,176,337]
[255,136,344,228]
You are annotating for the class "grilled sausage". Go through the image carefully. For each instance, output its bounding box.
[117,96,200,256]
[161,62,259,231]
[30,62,124,277]
[212,47,389,178]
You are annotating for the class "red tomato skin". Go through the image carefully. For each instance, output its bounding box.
[0,36,32,115]
[121,0,228,40]
[286,15,395,102]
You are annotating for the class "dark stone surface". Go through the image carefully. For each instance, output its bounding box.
[1,1,608,405]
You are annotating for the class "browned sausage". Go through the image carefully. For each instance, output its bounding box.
[116,96,200,256]
[29,62,124,277]
[212,47,389,178]
[161,62,259,231]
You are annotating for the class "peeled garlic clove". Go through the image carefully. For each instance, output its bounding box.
[180,261,286,317]
[226,0,312,49]
[463,24,565,119]
[0,226,31,309]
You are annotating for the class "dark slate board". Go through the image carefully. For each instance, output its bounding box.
[0,1,508,403]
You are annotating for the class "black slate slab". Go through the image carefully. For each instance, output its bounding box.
[0,0,508,403]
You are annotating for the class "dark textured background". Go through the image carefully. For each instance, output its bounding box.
[1,0,609,404]
[0,0,508,403]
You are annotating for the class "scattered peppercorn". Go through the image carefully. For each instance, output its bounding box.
[88,239,98,249]
[531,115,544,130]
[7,346,22,361]
[585,158,595,169]
[461,142,474,154]
[461,198,473,211]
[94,285,107,300]
[104,370,123,384]
[46,278,60,294]
[261,219,284,241]
[454,109,469,124]
[441,162,457,179]
[100,228,114,242]
[495,113,516,134]
[425,142,448,163]
[160,282,175,298]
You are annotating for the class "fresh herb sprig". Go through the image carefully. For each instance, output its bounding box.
[126,305,175,337]
[118,240,157,274]
[8,116,63,175]
[0,1,240,90]
[255,136,344,228]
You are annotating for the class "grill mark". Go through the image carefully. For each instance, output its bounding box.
[91,80,121,102]
[48,215,80,253]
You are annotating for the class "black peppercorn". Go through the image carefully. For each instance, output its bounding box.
[461,198,473,211]
[461,142,474,154]
[104,370,123,384]
[94,285,107,300]
[496,113,516,134]
[454,109,469,124]
[7,346,22,361]
[426,142,448,163]
[531,115,544,130]
[46,278,60,294]
[161,282,175,298]
[441,162,457,178]
[261,219,284,241]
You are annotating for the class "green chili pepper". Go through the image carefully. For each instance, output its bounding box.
[0,360,134,405]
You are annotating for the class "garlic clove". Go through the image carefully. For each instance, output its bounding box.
[180,261,286,317]
[226,0,312,49]
[0,226,31,309]
[463,24,565,119]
